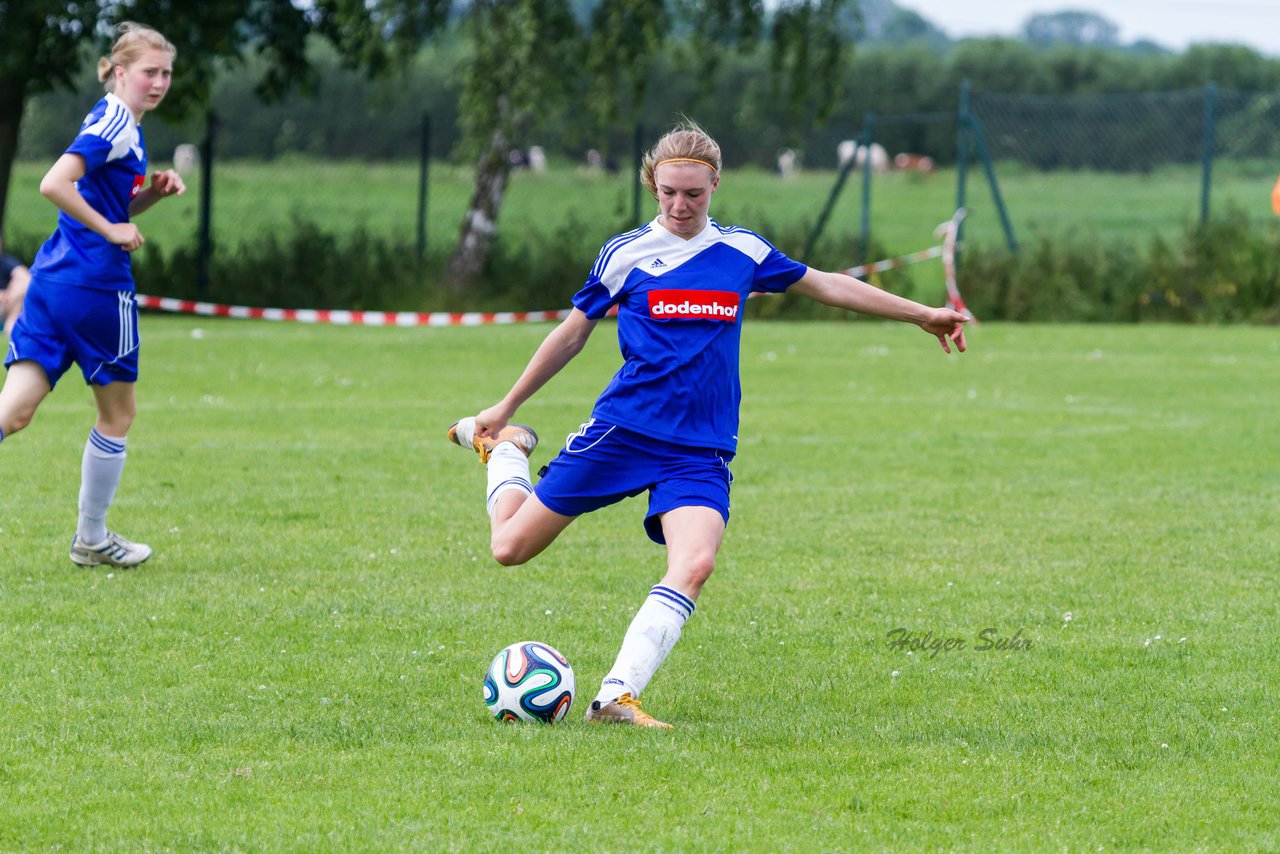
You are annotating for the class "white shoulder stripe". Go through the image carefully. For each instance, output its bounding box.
[103,106,130,142]
[596,223,650,260]
[594,228,670,295]
[592,224,653,280]
[589,219,783,295]
[85,102,129,143]
[88,97,141,163]
[715,228,774,265]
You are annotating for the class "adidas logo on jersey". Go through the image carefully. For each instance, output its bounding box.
[649,258,667,269]
[648,289,740,321]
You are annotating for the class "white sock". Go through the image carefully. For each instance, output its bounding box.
[78,429,127,544]
[594,584,696,705]
[485,442,533,516]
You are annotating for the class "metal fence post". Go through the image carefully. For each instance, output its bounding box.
[802,122,865,260]
[632,122,644,228]
[196,110,214,295]
[417,113,431,260]
[969,114,1019,253]
[1200,82,1217,226]
[955,81,971,261]
[859,115,875,264]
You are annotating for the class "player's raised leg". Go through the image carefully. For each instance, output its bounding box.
[586,505,725,729]
[70,380,150,568]
[448,415,576,566]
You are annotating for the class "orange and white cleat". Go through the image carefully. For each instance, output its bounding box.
[448,416,538,464]
[584,693,673,729]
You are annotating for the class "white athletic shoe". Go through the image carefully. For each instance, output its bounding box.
[70,531,153,568]
[448,416,538,464]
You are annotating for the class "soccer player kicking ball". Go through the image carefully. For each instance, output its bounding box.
[0,23,184,568]
[450,121,968,728]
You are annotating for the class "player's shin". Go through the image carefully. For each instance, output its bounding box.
[78,428,127,544]
[485,442,533,517]
[594,584,695,705]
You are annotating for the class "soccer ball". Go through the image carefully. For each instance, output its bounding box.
[483,641,575,723]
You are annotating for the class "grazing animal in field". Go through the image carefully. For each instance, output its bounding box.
[894,153,935,173]
[852,142,889,174]
[837,139,856,168]
[173,143,200,176]
[777,148,798,178]
[527,145,547,173]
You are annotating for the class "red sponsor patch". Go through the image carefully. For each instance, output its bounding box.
[648,289,740,321]
[130,173,146,199]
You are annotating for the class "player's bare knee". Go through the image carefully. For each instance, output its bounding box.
[691,556,717,587]
[102,405,136,435]
[0,396,40,435]
[101,414,134,436]
[672,552,717,589]
[490,535,532,567]
[1,409,33,435]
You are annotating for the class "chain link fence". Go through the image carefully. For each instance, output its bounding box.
[973,87,1280,169]
[969,86,1280,227]
[5,82,1278,313]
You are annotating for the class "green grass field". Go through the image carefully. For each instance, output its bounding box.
[6,158,1278,265]
[1,316,1277,849]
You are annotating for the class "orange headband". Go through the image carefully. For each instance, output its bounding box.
[655,157,719,173]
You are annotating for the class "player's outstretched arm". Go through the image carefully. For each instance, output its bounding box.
[475,308,599,437]
[790,267,969,353]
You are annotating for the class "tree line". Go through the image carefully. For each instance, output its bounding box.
[18,36,1280,174]
[2,0,850,289]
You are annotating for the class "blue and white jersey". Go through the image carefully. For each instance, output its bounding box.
[573,217,808,452]
[30,93,147,292]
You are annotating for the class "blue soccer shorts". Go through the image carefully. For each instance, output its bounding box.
[4,279,140,388]
[534,419,735,545]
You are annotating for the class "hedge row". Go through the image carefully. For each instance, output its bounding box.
[37,208,1278,324]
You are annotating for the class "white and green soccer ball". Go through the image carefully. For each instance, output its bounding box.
[483,641,575,723]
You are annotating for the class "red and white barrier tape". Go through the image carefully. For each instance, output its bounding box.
[136,233,964,327]
[840,244,944,278]
[934,208,975,321]
[134,295,572,327]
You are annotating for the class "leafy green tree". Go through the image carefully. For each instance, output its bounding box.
[949,38,1049,94]
[0,0,99,235]
[1022,11,1120,48]
[880,8,949,49]
[4,0,849,292]
[446,0,583,287]
[0,0,450,234]
[1169,44,1280,90]
[445,0,853,289]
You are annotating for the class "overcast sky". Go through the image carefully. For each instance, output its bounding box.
[896,0,1280,56]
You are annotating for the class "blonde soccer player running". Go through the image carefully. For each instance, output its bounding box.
[0,23,185,567]
[450,121,968,727]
